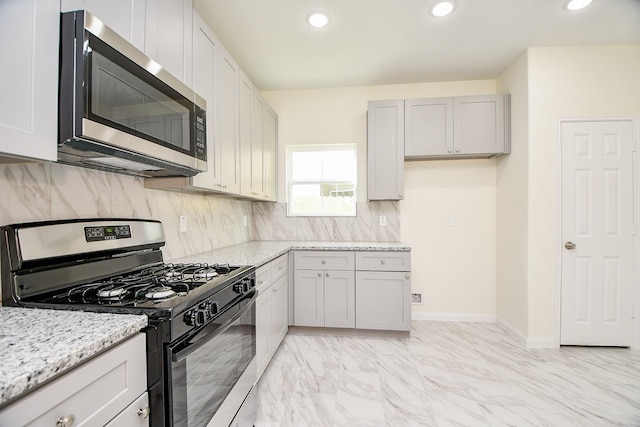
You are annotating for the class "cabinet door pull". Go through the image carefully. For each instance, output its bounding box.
[138,406,151,419]
[405,274,410,280]
[317,273,322,277]
[326,273,329,278]
[56,415,76,427]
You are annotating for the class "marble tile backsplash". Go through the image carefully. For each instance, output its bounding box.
[252,201,400,242]
[0,162,253,262]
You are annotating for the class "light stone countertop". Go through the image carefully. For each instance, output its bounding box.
[0,306,147,407]
[170,240,411,266]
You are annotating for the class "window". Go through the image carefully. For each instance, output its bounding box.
[287,144,357,216]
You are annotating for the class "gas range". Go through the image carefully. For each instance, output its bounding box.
[0,218,257,427]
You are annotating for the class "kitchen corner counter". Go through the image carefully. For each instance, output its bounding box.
[170,240,411,268]
[0,306,147,407]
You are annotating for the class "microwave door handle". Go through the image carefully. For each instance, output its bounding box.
[171,292,257,363]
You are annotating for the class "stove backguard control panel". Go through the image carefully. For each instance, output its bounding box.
[84,225,132,242]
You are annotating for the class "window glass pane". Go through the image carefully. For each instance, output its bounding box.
[322,150,356,181]
[291,151,322,180]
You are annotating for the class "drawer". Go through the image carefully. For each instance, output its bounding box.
[270,254,288,281]
[355,251,411,271]
[0,334,147,427]
[255,263,271,292]
[294,251,355,271]
[105,392,149,426]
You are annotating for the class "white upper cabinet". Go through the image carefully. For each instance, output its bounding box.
[215,46,241,194]
[251,92,266,199]
[263,104,278,201]
[61,0,146,51]
[405,97,453,157]
[367,100,404,201]
[144,0,193,86]
[189,10,218,190]
[404,94,511,159]
[453,95,510,156]
[239,73,258,198]
[0,0,60,162]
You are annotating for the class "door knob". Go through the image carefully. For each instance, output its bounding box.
[564,242,576,250]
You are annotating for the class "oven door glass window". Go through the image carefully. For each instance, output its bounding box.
[86,34,192,154]
[169,295,256,427]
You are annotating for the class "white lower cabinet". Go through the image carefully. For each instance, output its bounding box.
[293,251,356,328]
[292,250,411,332]
[256,255,288,379]
[355,252,412,331]
[0,334,148,427]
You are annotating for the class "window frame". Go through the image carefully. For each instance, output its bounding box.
[286,144,357,217]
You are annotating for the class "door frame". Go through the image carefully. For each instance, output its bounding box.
[554,116,639,349]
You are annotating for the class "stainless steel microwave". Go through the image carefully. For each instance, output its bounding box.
[58,10,207,177]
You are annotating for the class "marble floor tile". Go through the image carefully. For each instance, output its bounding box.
[257,321,640,426]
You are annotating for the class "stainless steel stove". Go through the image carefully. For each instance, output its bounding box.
[1,219,257,427]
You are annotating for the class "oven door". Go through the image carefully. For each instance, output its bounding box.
[167,292,256,427]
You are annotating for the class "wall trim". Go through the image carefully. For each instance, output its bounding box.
[496,316,556,348]
[412,312,496,323]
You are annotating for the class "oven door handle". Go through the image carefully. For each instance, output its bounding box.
[171,292,256,363]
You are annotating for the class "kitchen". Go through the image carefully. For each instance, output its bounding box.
[1,0,640,426]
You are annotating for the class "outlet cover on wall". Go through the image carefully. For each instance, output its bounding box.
[411,292,423,304]
[379,215,387,226]
[179,215,187,233]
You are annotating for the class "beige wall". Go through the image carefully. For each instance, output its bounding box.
[526,44,640,340]
[496,52,530,337]
[264,80,500,317]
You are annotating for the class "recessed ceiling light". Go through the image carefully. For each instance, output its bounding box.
[566,0,593,11]
[307,12,330,28]
[431,1,455,17]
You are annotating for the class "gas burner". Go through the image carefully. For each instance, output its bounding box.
[145,286,177,301]
[97,287,128,299]
[191,267,218,280]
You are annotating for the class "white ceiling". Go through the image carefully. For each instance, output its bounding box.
[194,0,640,91]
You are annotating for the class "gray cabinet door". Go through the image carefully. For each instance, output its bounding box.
[405,97,453,157]
[324,270,355,328]
[255,289,271,378]
[367,100,404,200]
[454,94,509,156]
[356,271,411,331]
[270,274,289,348]
[293,269,324,327]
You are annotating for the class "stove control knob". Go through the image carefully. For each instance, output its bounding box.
[202,301,219,317]
[184,309,206,327]
[233,283,244,294]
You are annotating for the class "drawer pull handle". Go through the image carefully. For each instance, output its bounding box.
[321,260,326,265]
[138,407,151,419]
[56,415,75,427]
[380,260,385,265]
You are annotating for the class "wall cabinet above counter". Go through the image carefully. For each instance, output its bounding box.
[367,94,510,200]
[144,10,278,201]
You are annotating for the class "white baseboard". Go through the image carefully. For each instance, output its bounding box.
[495,316,557,349]
[412,312,496,323]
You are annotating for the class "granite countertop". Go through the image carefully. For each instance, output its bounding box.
[0,307,147,407]
[171,240,411,267]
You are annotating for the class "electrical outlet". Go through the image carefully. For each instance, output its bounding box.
[379,215,387,226]
[411,292,423,304]
[243,215,248,227]
[179,215,187,233]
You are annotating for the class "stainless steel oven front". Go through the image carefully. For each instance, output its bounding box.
[168,290,257,427]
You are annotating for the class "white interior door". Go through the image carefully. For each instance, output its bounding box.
[560,120,635,346]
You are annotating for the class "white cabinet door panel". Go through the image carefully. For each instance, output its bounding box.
[356,271,411,331]
[293,269,324,327]
[324,270,355,328]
